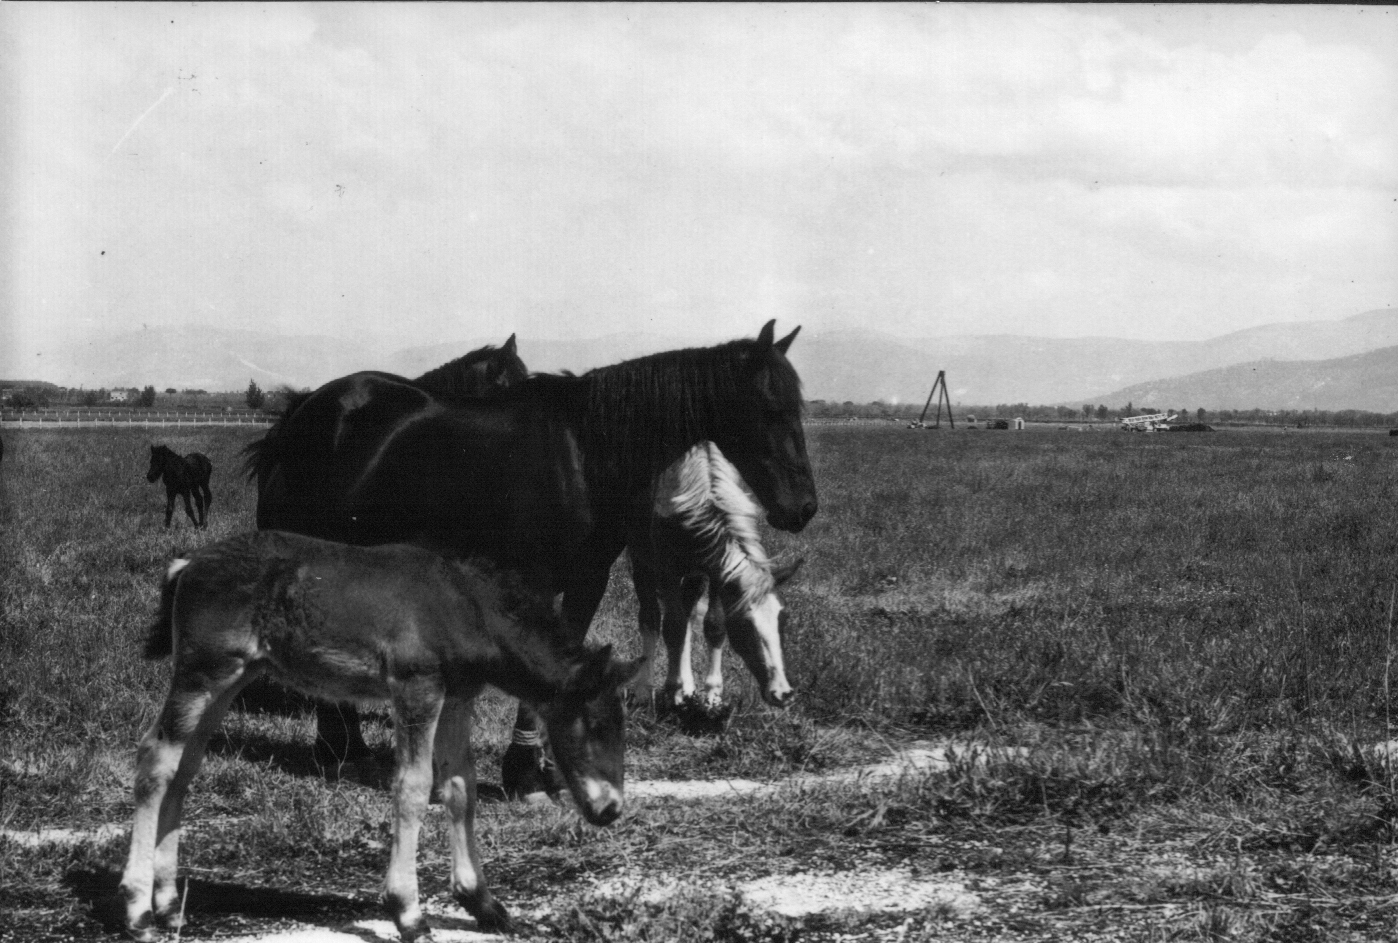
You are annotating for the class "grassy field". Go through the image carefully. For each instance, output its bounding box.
[3,424,1398,941]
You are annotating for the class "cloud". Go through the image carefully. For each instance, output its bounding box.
[2,3,1395,380]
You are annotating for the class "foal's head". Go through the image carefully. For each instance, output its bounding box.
[146,445,173,482]
[663,442,804,707]
[539,645,641,826]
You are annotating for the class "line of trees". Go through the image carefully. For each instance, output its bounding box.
[2,380,297,412]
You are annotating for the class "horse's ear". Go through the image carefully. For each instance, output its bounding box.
[755,320,776,350]
[503,334,517,354]
[774,326,801,355]
[771,556,805,587]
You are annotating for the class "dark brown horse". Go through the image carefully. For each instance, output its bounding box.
[242,322,817,796]
[116,531,637,941]
[146,446,213,528]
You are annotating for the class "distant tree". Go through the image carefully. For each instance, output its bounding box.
[1082,404,1093,420]
[164,387,177,395]
[1124,401,1134,417]
[137,386,156,408]
[1196,407,1206,422]
[245,379,265,409]
[1096,404,1109,421]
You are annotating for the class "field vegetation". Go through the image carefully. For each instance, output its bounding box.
[3,424,1398,941]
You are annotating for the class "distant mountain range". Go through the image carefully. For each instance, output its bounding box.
[34,307,1398,412]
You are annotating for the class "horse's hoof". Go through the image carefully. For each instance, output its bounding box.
[398,922,434,943]
[500,743,562,800]
[465,895,516,935]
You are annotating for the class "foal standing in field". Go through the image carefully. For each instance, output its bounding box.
[628,441,802,712]
[145,445,212,528]
[115,531,639,941]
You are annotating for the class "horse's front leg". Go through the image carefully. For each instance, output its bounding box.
[628,562,660,708]
[435,695,514,933]
[502,538,621,800]
[163,489,176,528]
[385,683,444,942]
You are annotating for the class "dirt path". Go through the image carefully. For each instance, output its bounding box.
[4,741,1010,941]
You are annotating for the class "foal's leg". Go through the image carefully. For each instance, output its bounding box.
[118,668,248,939]
[163,487,177,528]
[434,696,513,932]
[699,590,727,708]
[179,487,200,527]
[662,574,707,706]
[385,683,445,942]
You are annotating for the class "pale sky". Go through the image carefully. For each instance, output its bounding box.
[2,3,1395,380]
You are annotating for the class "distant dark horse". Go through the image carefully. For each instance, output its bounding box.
[242,322,818,797]
[146,446,213,528]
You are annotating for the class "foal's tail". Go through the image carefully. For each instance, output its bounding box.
[144,558,192,660]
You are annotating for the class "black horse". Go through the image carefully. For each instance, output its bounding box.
[146,446,213,528]
[243,322,818,796]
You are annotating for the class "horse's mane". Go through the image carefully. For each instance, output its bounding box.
[241,340,525,484]
[663,442,774,613]
[580,339,802,493]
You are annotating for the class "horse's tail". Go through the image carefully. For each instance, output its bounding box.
[240,391,310,484]
[144,558,192,660]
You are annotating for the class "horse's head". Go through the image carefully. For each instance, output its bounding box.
[485,334,529,390]
[419,335,529,396]
[541,645,641,826]
[713,321,818,533]
[720,556,803,707]
[146,445,167,482]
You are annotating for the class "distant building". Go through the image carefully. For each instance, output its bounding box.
[109,390,129,402]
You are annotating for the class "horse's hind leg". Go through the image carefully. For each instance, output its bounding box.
[199,481,213,523]
[435,695,514,933]
[118,665,249,939]
[314,701,374,771]
[163,491,176,528]
[385,682,445,942]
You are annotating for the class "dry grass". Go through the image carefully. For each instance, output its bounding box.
[3,424,1398,941]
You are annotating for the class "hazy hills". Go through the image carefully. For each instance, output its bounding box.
[1091,344,1398,413]
[36,307,1398,412]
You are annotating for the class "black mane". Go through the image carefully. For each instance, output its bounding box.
[578,339,802,493]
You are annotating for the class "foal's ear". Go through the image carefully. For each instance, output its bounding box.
[607,656,647,691]
[568,644,615,697]
[771,556,805,588]
[503,333,517,354]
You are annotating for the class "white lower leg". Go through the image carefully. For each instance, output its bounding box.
[386,699,441,939]
[119,734,181,935]
[702,643,725,707]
